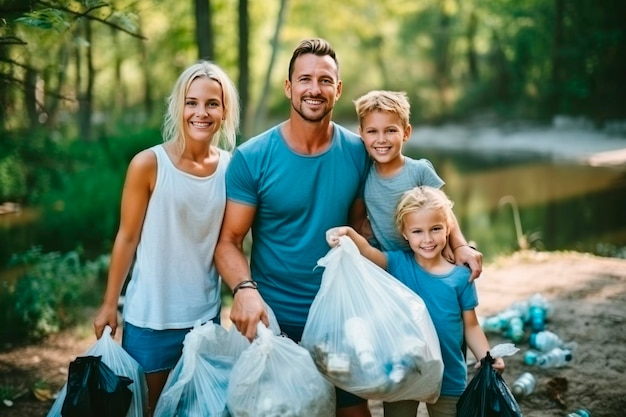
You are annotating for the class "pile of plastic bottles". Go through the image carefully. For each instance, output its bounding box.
[481,293,577,368]
[481,293,553,342]
[486,294,589,415]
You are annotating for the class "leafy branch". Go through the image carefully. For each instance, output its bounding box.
[14,0,146,41]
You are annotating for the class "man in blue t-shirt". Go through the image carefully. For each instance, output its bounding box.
[214,38,373,417]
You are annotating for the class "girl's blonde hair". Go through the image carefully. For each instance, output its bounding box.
[394,186,454,232]
[162,61,240,153]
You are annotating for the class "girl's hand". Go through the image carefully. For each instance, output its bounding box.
[326,227,349,247]
[474,356,506,374]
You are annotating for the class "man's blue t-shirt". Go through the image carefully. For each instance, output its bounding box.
[226,122,369,327]
[386,250,478,396]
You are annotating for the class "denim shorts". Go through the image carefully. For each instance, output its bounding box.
[279,323,367,409]
[122,318,219,374]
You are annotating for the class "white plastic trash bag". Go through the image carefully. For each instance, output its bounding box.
[301,236,444,402]
[227,323,335,417]
[154,322,251,417]
[46,325,147,417]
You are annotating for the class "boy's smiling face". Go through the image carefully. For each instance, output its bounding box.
[359,110,412,175]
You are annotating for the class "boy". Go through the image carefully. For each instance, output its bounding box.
[354,90,481,277]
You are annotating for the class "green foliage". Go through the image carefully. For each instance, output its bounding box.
[0,129,69,205]
[1,247,109,343]
[35,128,161,256]
[0,154,27,201]
[107,11,139,33]
[15,8,70,32]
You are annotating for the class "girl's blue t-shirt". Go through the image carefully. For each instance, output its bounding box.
[386,250,478,396]
[226,122,369,327]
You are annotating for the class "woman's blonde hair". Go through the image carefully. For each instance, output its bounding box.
[394,186,454,232]
[162,61,240,153]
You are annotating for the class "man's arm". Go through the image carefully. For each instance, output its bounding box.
[214,200,268,340]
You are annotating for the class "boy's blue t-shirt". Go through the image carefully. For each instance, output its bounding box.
[365,157,444,251]
[386,250,478,396]
[226,122,370,327]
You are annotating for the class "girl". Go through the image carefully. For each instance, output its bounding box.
[93,61,239,416]
[327,185,504,417]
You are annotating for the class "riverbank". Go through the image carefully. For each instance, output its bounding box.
[1,250,625,416]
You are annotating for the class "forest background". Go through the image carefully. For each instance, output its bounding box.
[0,0,625,346]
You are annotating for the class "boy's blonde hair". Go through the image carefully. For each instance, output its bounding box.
[162,61,240,154]
[353,90,411,128]
[394,186,454,232]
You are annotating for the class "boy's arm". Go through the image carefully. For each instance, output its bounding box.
[447,213,483,281]
[327,226,388,269]
[348,197,374,241]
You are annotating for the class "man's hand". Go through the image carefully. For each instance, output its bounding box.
[230,288,269,341]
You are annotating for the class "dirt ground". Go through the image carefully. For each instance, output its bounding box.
[1,250,625,417]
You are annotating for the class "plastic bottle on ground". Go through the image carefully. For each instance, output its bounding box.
[536,347,572,368]
[528,304,546,332]
[529,330,577,352]
[505,316,525,342]
[481,307,523,333]
[524,350,539,365]
[511,372,536,400]
[527,293,552,332]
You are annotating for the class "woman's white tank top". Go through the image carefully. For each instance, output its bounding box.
[123,144,230,329]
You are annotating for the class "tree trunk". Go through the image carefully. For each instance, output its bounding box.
[24,64,38,128]
[252,0,288,135]
[466,11,479,82]
[44,40,70,130]
[490,30,510,102]
[434,5,452,115]
[111,27,126,115]
[136,14,153,119]
[195,0,213,60]
[549,0,564,115]
[238,0,249,137]
[77,18,94,142]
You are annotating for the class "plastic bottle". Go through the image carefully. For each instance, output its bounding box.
[565,408,591,417]
[481,302,529,334]
[527,293,551,332]
[524,350,539,365]
[481,315,505,333]
[529,330,577,352]
[510,300,530,322]
[528,305,546,332]
[511,372,536,400]
[536,347,572,368]
[344,317,377,374]
[505,316,525,342]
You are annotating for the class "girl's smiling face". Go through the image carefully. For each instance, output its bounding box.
[401,207,450,261]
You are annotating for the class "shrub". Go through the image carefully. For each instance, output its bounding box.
[1,247,109,343]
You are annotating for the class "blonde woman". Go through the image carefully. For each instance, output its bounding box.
[93,61,239,416]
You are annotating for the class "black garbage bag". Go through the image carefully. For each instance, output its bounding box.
[456,351,523,417]
[61,355,133,417]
